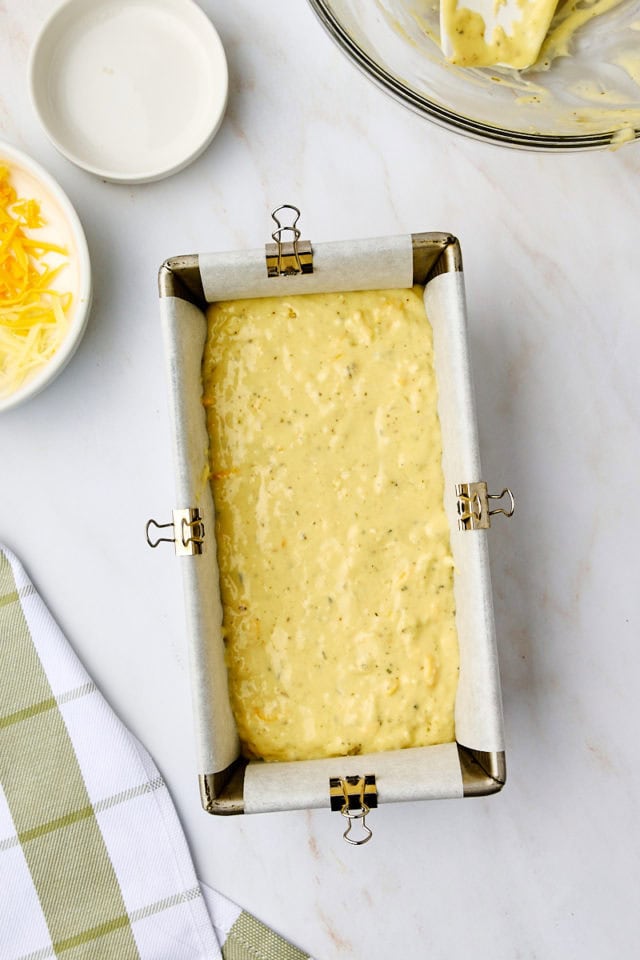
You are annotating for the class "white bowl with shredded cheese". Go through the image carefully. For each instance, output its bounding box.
[0,141,91,412]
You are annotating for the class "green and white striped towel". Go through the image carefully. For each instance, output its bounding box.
[0,545,312,960]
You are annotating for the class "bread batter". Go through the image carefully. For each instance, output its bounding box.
[202,288,459,762]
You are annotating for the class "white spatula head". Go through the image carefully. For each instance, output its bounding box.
[440,0,559,69]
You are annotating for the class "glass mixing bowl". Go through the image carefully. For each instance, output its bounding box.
[307,0,640,150]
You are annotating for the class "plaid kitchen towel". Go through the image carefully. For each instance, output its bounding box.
[0,545,312,960]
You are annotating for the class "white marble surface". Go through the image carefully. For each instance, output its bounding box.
[1,2,639,958]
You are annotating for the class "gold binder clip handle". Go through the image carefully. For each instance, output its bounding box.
[145,518,175,548]
[487,488,515,519]
[341,801,373,846]
[271,203,302,246]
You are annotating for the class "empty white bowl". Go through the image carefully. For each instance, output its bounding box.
[28,0,229,183]
[0,141,91,412]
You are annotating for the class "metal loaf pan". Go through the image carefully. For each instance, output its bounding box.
[154,212,512,839]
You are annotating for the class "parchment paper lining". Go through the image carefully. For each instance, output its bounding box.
[199,235,414,302]
[426,272,504,753]
[160,296,239,774]
[160,234,504,811]
[245,743,462,813]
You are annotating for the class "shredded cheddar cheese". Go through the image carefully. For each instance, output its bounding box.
[0,165,72,399]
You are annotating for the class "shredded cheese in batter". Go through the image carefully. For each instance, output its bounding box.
[202,288,459,762]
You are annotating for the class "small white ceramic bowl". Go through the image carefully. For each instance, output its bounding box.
[0,141,91,413]
[28,0,229,183]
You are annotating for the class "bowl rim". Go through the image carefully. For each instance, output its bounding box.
[0,140,92,413]
[27,0,229,183]
[306,0,640,152]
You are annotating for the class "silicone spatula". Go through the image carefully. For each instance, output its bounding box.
[440,0,559,69]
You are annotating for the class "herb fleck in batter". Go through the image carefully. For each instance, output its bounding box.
[202,288,458,762]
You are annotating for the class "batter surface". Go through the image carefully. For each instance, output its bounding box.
[202,288,459,762]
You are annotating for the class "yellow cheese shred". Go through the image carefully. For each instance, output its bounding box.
[0,165,72,399]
